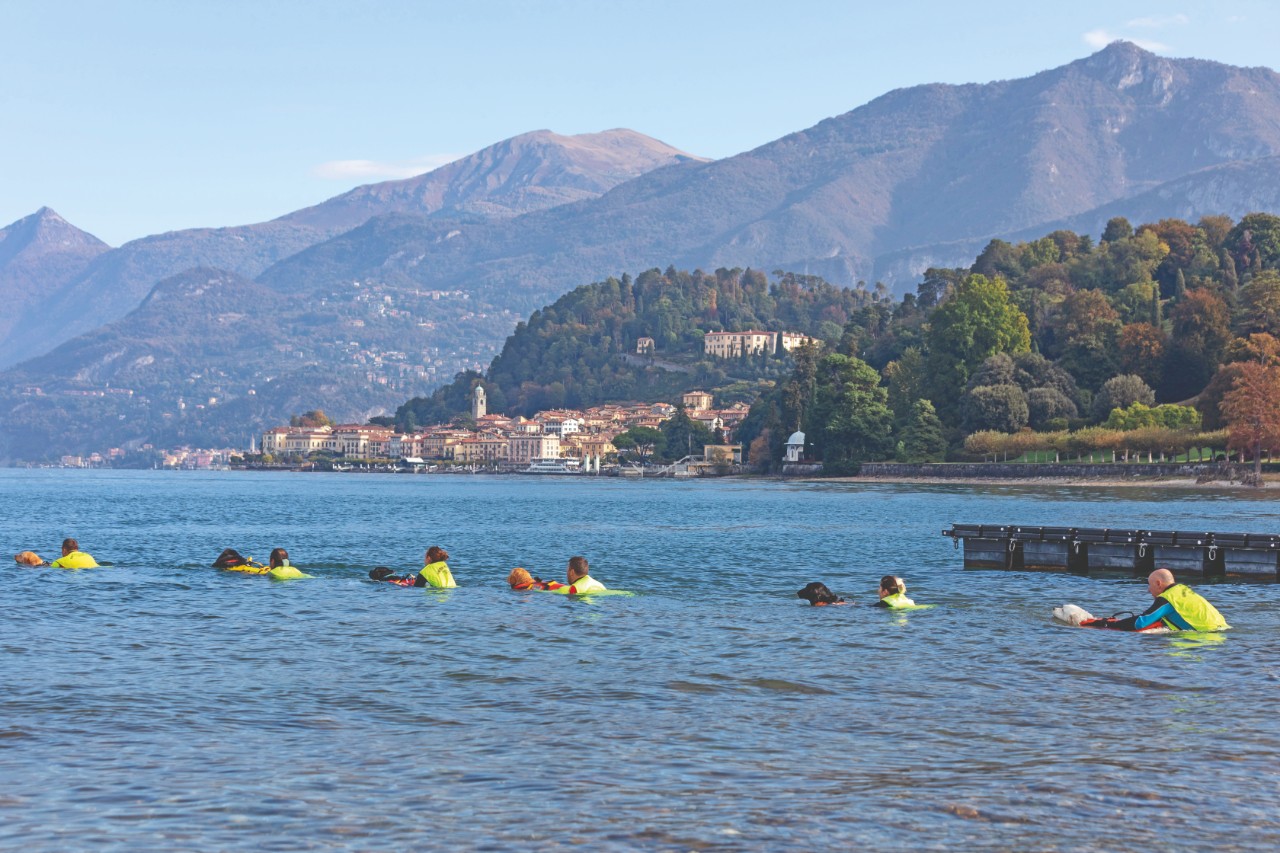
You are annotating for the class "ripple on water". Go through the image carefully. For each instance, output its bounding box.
[2,470,1279,850]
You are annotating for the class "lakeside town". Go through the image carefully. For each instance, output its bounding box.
[48,328,826,473]
[53,387,754,475]
[259,386,749,475]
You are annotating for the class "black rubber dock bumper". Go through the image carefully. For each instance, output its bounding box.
[942,524,1280,579]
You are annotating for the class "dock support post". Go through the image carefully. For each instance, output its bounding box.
[1067,541,1089,574]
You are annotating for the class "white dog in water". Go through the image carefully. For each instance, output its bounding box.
[1053,604,1096,626]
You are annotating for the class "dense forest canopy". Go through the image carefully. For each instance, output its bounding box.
[736,212,1280,469]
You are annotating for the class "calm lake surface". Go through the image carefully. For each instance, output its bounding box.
[2,469,1278,850]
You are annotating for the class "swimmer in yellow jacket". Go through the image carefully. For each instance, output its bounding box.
[875,575,916,609]
[549,556,606,595]
[267,547,312,580]
[416,546,456,588]
[49,538,99,569]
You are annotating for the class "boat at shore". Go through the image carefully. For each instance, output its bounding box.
[521,457,583,475]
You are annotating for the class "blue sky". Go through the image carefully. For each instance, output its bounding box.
[2,0,1276,246]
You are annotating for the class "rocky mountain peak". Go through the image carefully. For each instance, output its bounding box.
[0,207,108,267]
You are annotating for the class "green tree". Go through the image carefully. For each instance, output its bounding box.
[806,353,894,474]
[1239,270,1280,336]
[962,384,1030,434]
[660,404,713,460]
[897,399,948,462]
[1163,289,1232,399]
[612,426,667,465]
[1102,217,1134,243]
[925,274,1031,419]
[1027,387,1078,429]
[883,346,927,426]
[1092,374,1156,421]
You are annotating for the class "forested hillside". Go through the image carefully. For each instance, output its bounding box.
[394,266,870,427]
[737,212,1280,471]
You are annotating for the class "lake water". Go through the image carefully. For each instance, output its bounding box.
[2,469,1278,850]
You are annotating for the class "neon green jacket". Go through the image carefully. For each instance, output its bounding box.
[49,551,98,569]
[418,561,456,588]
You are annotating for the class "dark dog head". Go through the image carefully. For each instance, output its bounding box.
[212,548,246,568]
[797,581,842,605]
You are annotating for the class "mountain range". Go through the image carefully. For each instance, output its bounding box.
[7,41,1280,460]
[0,129,699,369]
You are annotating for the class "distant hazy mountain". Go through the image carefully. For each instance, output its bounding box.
[3,129,700,366]
[260,42,1280,305]
[0,208,108,362]
[0,266,518,459]
[279,128,706,231]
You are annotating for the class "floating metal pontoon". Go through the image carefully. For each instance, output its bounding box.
[942,524,1280,579]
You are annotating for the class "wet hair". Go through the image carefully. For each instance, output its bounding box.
[269,548,289,568]
[507,567,533,588]
[426,546,449,564]
[62,538,79,553]
[369,567,396,581]
[879,575,905,595]
[212,548,246,569]
[14,551,44,566]
[797,582,844,605]
[568,556,589,578]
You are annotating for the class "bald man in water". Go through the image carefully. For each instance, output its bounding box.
[1085,568,1229,632]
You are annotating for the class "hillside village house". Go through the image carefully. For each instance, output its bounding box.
[636,336,655,355]
[682,390,714,411]
[702,330,818,358]
[703,330,776,358]
[777,331,818,351]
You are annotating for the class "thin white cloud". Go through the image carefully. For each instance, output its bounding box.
[1127,14,1189,28]
[1083,29,1169,52]
[312,154,460,181]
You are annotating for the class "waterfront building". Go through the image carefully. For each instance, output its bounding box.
[453,434,509,463]
[508,432,561,465]
[423,428,471,459]
[332,425,394,458]
[389,432,425,459]
[785,431,807,463]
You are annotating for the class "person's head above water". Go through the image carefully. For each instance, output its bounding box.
[797,582,844,606]
[567,556,589,582]
[508,567,534,588]
[269,548,289,568]
[879,575,906,598]
[424,546,449,565]
[61,538,79,556]
[1148,568,1176,597]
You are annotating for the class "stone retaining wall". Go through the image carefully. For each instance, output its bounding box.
[857,462,1247,480]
